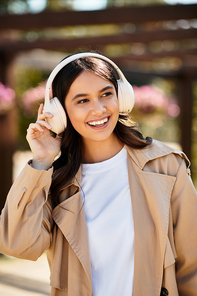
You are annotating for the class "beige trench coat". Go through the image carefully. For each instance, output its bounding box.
[0,140,197,296]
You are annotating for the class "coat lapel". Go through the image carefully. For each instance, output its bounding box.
[127,148,176,296]
[52,168,92,288]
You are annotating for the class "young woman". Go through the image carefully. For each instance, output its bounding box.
[0,52,197,296]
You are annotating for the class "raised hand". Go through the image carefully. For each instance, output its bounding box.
[26,104,62,170]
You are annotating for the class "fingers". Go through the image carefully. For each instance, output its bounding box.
[26,120,52,137]
[36,119,52,130]
[38,111,53,121]
[37,103,44,117]
[26,123,44,135]
[27,104,55,137]
[35,104,54,130]
[37,109,53,122]
[37,104,53,120]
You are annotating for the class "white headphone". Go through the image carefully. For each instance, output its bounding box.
[44,52,135,135]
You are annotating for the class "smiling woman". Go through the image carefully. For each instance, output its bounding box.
[0,52,197,296]
[65,71,120,162]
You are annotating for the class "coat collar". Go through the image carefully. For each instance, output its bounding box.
[61,139,186,192]
[126,139,190,170]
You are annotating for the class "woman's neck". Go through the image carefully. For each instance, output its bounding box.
[82,134,124,164]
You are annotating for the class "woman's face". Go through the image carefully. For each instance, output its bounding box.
[65,71,119,147]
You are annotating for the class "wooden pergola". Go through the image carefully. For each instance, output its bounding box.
[0,3,197,210]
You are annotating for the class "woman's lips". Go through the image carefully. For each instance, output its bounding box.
[87,117,109,127]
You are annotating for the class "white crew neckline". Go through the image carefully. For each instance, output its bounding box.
[82,146,127,174]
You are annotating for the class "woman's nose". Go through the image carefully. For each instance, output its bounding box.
[91,100,106,116]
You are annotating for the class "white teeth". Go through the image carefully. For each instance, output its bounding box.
[88,117,108,126]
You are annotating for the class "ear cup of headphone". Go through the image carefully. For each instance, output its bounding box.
[117,80,135,114]
[43,97,67,135]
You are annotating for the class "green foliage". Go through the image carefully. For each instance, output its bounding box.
[136,113,180,143]
[14,66,44,97]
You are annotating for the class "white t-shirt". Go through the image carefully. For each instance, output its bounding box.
[81,146,134,296]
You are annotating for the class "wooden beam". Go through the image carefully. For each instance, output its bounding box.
[0,4,196,30]
[115,65,197,81]
[0,28,196,53]
[117,68,179,80]
[112,48,197,63]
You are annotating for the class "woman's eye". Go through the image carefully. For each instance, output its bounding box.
[77,99,88,104]
[102,92,112,97]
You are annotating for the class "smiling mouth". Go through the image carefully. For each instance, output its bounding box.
[87,117,109,127]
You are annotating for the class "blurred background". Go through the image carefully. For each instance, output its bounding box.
[0,0,197,295]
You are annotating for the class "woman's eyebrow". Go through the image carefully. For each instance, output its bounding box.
[72,93,88,101]
[100,86,114,92]
[72,86,114,101]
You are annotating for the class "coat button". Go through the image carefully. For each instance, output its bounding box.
[160,287,169,296]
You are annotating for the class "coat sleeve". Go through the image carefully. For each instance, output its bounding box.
[171,155,197,295]
[0,162,54,261]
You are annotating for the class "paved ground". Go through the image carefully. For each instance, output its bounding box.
[0,253,50,296]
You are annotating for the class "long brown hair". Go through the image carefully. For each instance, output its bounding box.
[50,55,152,206]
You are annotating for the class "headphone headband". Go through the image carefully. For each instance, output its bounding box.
[45,52,128,103]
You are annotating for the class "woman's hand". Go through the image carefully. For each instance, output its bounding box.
[26,104,62,170]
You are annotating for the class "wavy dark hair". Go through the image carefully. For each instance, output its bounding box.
[50,55,152,206]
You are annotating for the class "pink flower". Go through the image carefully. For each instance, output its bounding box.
[0,82,15,114]
[133,85,180,117]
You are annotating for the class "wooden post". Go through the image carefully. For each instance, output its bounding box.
[0,52,16,212]
[178,71,194,161]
